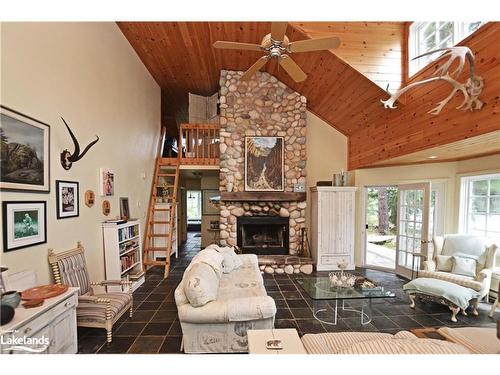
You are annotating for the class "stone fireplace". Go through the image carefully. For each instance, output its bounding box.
[218,70,307,256]
[237,216,289,255]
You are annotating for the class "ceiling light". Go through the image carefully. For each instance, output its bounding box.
[428,155,438,159]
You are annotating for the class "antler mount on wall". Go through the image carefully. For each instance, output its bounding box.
[60,117,99,170]
[382,46,485,115]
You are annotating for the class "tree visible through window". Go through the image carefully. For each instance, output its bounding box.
[408,21,484,76]
[460,174,500,240]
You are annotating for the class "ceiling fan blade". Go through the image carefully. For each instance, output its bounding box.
[279,56,307,82]
[240,56,269,81]
[288,36,341,53]
[213,41,263,51]
[270,22,288,41]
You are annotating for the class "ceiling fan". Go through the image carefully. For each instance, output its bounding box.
[213,22,341,83]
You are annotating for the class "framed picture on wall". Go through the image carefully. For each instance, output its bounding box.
[2,201,47,252]
[56,180,79,219]
[120,197,130,220]
[0,105,50,193]
[99,168,114,196]
[202,189,220,215]
[244,136,284,192]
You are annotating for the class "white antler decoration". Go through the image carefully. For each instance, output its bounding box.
[381,46,484,115]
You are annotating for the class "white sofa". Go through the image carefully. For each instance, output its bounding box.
[420,234,497,300]
[175,246,277,353]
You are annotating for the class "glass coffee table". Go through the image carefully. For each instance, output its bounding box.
[297,277,396,325]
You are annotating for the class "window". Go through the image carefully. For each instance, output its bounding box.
[459,174,500,241]
[408,22,484,76]
[186,190,201,221]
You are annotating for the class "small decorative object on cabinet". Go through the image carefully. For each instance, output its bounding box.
[119,197,130,220]
[56,180,79,219]
[310,186,357,271]
[102,220,145,292]
[0,287,79,353]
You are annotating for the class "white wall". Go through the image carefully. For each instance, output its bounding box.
[0,22,160,284]
[305,111,348,232]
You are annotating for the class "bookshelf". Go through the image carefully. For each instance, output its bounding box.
[102,220,145,292]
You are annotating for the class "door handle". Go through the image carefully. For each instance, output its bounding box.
[420,239,432,244]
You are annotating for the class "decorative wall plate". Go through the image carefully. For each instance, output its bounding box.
[102,200,111,216]
[85,190,95,207]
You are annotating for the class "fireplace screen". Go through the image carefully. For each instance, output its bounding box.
[237,216,289,255]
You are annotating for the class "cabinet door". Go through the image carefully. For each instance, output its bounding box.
[319,191,337,255]
[49,307,77,354]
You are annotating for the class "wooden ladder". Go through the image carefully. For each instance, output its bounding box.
[143,127,180,278]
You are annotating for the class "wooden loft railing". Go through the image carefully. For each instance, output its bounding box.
[178,123,220,165]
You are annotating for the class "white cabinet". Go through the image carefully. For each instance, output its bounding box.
[153,203,178,260]
[310,186,357,271]
[102,220,145,292]
[0,288,79,354]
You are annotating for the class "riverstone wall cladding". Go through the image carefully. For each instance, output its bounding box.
[218,70,307,255]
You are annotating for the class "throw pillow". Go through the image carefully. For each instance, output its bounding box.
[451,256,477,277]
[436,255,453,272]
[183,262,220,307]
[216,246,243,273]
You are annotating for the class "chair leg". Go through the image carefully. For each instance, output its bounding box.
[450,306,460,322]
[106,328,113,343]
[409,294,416,309]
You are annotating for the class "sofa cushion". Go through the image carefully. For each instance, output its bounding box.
[216,246,243,274]
[403,277,481,309]
[77,293,131,323]
[452,256,477,277]
[436,255,453,272]
[184,262,220,307]
[336,338,470,354]
[187,248,224,278]
[418,270,483,292]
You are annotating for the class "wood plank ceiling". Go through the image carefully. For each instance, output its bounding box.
[117,22,397,137]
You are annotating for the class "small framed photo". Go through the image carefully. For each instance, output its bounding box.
[99,168,114,196]
[56,180,79,219]
[120,197,130,220]
[202,189,220,215]
[2,201,47,252]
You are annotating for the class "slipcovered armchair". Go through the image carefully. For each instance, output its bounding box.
[48,242,133,343]
[420,234,497,301]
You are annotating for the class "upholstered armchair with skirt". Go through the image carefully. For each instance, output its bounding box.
[48,242,133,343]
[420,234,498,301]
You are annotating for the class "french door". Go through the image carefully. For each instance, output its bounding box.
[395,183,431,279]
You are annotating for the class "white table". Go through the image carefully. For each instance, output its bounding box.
[247,328,307,354]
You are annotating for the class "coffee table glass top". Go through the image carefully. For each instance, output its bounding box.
[297,276,396,300]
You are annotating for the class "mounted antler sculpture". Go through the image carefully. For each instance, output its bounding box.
[60,117,99,170]
[381,46,484,115]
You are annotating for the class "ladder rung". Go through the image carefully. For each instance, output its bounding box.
[151,220,169,224]
[152,208,173,211]
[157,173,176,177]
[144,247,169,252]
[143,260,169,266]
[148,233,171,237]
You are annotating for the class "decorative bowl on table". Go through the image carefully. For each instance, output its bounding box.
[1,290,21,309]
[329,272,357,288]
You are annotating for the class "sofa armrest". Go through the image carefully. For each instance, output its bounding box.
[78,295,110,305]
[423,260,436,272]
[177,296,277,324]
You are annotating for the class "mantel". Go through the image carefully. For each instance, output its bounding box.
[220,192,306,202]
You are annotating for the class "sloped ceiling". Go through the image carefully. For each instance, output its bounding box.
[117,22,396,137]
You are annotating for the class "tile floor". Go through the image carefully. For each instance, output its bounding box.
[77,232,498,354]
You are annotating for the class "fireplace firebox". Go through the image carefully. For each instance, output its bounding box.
[236,216,289,255]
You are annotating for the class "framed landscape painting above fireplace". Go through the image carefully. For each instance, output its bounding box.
[245,136,284,192]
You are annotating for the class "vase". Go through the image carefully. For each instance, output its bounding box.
[226,182,233,192]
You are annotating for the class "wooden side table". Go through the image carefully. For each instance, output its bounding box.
[247,328,307,354]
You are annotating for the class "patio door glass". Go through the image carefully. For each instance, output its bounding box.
[395,183,431,279]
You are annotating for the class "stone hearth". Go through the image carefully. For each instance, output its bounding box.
[218,70,307,255]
